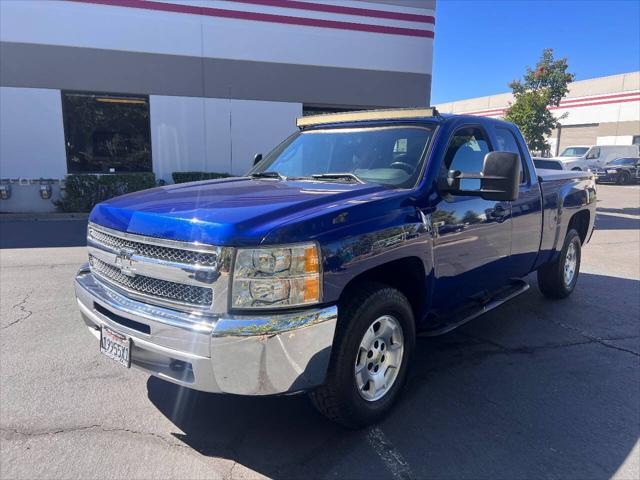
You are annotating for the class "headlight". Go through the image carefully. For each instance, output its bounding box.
[231,243,320,309]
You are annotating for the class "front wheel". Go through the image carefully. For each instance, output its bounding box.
[309,282,415,428]
[537,228,582,299]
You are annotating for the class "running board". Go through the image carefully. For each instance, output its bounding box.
[419,279,530,337]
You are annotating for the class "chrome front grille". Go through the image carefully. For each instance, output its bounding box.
[86,223,231,312]
[88,226,218,266]
[89,255,213,307]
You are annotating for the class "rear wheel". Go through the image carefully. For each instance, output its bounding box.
[537,229,582,299]
[617,171,631,185]
[309,282,415,428]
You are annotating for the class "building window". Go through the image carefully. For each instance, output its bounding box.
[62,92,152,173]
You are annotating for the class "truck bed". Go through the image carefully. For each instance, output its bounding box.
[537,169,593,182]
[534,168,596,271]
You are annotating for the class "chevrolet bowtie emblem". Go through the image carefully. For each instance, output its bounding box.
[115,247,137,277]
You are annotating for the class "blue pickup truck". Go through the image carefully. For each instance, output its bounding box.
[75,108,596,427]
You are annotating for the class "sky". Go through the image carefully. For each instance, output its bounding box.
[430,0,640,104]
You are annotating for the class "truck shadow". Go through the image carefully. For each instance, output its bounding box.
[594,213,640,231]
[147,272,639,479]
[597,206,640,216]
[0,218,88,248]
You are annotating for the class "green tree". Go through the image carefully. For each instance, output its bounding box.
[462,210,481,224]
[504,49,574,155]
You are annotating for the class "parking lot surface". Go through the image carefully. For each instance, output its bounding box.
[1,184,639,480]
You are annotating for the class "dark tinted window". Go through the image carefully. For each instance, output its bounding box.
[62,92,152,173]
[534,159,563,170]
[443,126,491,190]
[608,157,637,166]
[495,126,527,183]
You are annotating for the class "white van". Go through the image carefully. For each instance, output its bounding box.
[553,145,640,171]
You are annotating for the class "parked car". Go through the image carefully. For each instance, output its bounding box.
[593,157,640,184]
[75,108,596,428]
[553,144,639,171]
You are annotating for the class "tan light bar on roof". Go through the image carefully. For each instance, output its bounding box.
[297,107,439,128]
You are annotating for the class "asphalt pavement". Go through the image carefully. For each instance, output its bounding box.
[1,184,639,479]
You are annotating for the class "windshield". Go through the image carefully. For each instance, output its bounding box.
[608,157,637,166]
[559,147,589,157]
[250,125,435,188]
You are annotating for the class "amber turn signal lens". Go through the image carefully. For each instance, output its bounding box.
[304,246,319,273]
[303,276,320,302]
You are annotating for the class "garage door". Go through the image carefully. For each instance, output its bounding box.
[558,124,599,152]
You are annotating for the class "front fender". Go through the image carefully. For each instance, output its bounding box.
[261,192,434,307]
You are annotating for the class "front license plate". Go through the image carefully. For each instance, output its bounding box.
[100,327,131,368]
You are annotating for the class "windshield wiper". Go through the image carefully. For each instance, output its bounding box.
[310,173,365,184]
[250,171,286,180]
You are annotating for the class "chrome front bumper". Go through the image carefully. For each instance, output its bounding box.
[75,265,338,395]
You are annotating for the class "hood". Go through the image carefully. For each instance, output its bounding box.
[89,177,387,245]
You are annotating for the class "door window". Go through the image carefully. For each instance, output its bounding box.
[495,127,527,184]
[442,127,491,191]
[585,147,600,160]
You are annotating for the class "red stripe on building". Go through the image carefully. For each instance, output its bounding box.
[461,91,640,116]
[549,96,640,110]
[555,91,640,106]
[67,0,435,38]
[227,0,435,24]
[466,96,640,117]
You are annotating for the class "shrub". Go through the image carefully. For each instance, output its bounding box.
[55,173,156,213]
[171,171,232,184]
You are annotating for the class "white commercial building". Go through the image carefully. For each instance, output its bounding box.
[0,0,435,212]
[436,71,640,156]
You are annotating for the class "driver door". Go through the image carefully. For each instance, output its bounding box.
[430,125,513,312]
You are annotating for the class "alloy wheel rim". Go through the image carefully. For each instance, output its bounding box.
[354,315,404,402]
[564,242,577,286]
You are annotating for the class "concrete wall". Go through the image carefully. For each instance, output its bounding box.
[0,0,435,212]
[0,0,434,107]
[150,96,301,182]
[0,87,67,179]
[0,0,434,73]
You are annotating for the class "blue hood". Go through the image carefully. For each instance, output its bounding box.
[89,177,387,246]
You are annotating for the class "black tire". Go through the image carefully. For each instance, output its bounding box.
[571,167,582,171]
[617,171,631,185]
[537,228,582,299]
[309,282,415,429]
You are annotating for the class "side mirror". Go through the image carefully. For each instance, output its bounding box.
[253,153,263,166]
[443,151,521,202]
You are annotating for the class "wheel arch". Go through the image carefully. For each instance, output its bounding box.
[338,257,428,326]
[568,209,590,244]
